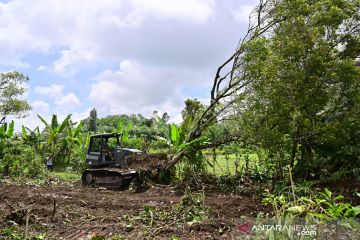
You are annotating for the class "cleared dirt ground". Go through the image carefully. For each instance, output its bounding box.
[0,181,269,239]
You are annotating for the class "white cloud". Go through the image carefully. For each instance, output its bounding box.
[36,65,47,71]
[0,0,216,71]
[129,0,215,24]
[34,84,64,99]
[71,108,91,124]
[231,4,256,23]
[33,84,81,111]
[171,113,183,124]
[13,109,90,132]
[55,93,81,109]
[31,100,49,114]
[89,59,209,119]
[1,0,250,128]
[53,48,97,74]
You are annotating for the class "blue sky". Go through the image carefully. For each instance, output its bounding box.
[0,0,258,128]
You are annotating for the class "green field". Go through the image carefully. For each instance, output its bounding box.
[204,153,258,176]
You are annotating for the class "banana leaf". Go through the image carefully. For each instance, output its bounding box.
[22,125,28,140]
[6,120,14,138]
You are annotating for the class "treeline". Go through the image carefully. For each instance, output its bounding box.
[82,109,170,151]
[0,111,171,176]
[0,97,237,178]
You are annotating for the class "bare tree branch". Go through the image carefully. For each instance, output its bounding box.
[165,0,285,170]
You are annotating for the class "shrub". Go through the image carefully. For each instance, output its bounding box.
[0,140,46,178]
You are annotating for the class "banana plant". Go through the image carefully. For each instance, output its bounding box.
[116,119,133,145]
[151,123,182,152]
[79,131,91,147]
[167,108,196,150]
[0,120,14,140]
[21,126,40,141]
[67,120,83,144]
[60,120,84,167]
[0,120,14,158]
[77,131,91,156]
[37,114,71,165]
[38,114,71,144]
[169,123,209,149]
[21,125,41,152]
[167,122,211,171]
[170,123,181,147]
[77,131,91,157]
[21,125,28,141]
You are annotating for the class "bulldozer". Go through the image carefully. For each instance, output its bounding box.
[82,133,168,188]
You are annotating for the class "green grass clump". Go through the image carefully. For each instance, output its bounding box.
[49,171,81,181]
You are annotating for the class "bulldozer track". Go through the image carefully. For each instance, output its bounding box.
[82,168,137,189]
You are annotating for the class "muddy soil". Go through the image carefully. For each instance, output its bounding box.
[0,182,269,239]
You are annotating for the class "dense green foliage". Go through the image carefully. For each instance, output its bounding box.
[0,111,175,176]
[230,0,360,179]
[1,142,45,177]
[83,112,170,152]
[0,120,45,177]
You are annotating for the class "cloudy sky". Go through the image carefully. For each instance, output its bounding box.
[0,0,258,128]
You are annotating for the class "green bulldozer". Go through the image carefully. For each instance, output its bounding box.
[82,133,168,188]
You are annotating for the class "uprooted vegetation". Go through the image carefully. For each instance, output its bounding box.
[0,176,269,239]
[124,188,213,238]
[1,171,359,239]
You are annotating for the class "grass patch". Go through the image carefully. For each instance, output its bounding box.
[0,171,81,187]
[49,171,81,181]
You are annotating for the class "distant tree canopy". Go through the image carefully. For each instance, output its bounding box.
[161,112,170,123]
[0,71,31,118]
[83,112,169,139]
[181,99,204,120]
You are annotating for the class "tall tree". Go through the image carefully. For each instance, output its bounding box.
[165,0,359,173]
[89,108,97,132]
[165,0,285,169]
[0,71,31,118]
[161,112,170,123]
[237,0,360,176]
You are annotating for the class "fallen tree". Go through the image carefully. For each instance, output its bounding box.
[165,0,285,170]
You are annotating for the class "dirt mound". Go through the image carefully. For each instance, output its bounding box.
[126,153,168,170]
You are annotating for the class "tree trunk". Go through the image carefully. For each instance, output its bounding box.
[212,148,216,175]
[290,141,297,168]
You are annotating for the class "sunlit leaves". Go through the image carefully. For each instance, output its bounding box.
[170,123,180,147]
[0,120,15,139]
